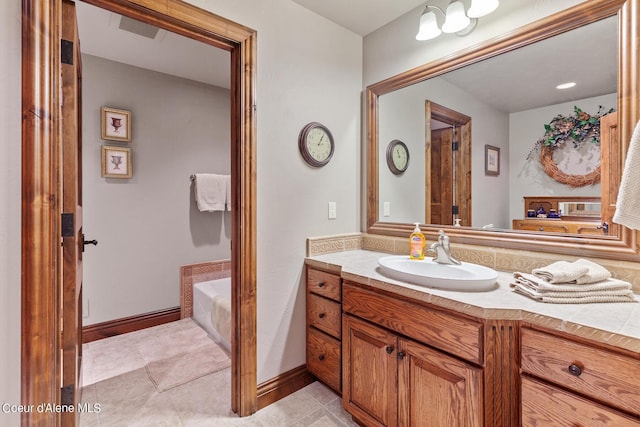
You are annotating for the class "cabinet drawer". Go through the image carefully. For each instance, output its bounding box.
[307,327,341,392]
[343,282,482,364]
[307,268,341,302]
[521,327,640,416]
[522,377,640,426]
[308,293,341,338]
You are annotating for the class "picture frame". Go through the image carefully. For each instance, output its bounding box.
[101,146,132,178]
[485,144,500,176]
[101,107,131,142]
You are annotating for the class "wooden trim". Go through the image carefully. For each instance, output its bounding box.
[230,25,258,417]
[366,0,640,262]
[21,0,258,422]
[256,365,316,410]
[21,1,61,426]
[82,307,181,343]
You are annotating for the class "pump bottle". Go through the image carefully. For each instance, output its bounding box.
[409,222,426,260]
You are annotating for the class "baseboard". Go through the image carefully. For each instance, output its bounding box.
[256,365,315,410]
[82,307,181,343]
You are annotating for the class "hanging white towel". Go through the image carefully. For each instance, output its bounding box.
[225,175,231,211]
[194,173,227,212]
[613,119,640,229]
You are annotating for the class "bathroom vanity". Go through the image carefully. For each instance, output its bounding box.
[305,250,640,427]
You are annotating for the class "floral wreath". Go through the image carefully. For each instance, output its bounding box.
[528,105,615,187]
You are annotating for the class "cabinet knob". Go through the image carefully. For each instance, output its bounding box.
[318,282,325,288]
[397,351,405,360]
[568,363,582,377]
[318,354,325,361]
[385,346,394,354]
[318,312,325,319]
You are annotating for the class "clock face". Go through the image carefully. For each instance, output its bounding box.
[299,122,334,167]
[306,127,332,162]
[387,140,409,174]
[392,144,408,170]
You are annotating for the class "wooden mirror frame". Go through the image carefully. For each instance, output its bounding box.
[366,0,640,261]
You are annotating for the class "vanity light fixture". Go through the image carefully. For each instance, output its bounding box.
[416,0,499,41]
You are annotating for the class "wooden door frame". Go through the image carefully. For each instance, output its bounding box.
[425,101,472,227]
[21,0,257,424]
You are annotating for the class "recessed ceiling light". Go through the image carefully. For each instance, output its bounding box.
[556,82,576,90]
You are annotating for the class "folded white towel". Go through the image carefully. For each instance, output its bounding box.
[513,272,631,293]
[613,119,640,230]
[194,173,227,212]
[511,283,636,304]
[532,261,588,283]
[532,259,611,285]
[572,259,611,284]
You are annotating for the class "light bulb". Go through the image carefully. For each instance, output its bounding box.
[442,1,471,34]
[467,0,499,18]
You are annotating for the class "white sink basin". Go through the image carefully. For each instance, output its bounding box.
[377,256,498,291]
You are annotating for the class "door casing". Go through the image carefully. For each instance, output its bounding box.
[21,0,257,424]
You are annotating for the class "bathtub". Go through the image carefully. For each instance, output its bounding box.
[193,277,231,353]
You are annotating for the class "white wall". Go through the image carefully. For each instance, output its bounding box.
[509,93,616,220]
[81,54,232,324]
[378,76,509,228]
[0,1,21,424]
[363,0,586,87]
[186,0,363,382]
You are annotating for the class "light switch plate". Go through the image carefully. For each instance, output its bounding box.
[383,201,391,217]
[328,202,337,219]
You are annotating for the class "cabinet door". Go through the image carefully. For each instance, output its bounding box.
[398,338,483,427]
[343,314,398,427]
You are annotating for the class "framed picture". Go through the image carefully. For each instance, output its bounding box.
[485,144,500,176]
[101,107,131,142]
[101,146,132,178]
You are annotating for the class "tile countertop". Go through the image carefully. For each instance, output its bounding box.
[305,250,640,354]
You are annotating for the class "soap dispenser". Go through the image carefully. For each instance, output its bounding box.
[409,222,426,260]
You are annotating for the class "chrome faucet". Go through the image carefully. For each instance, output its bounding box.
[429,230,461,265]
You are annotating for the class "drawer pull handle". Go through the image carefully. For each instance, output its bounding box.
[397,351,405,360]
[385,346,394,354]
[568,364,582,377]
[318,354,325,361]
[318,282,325,288]
[318,313,325,319]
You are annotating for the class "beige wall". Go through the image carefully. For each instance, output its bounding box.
[81,54,232,325]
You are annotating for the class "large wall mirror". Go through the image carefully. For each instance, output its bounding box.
[366,0,640,261]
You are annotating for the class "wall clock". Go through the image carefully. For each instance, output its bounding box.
[298,122,334,167]
[386,139,409,175]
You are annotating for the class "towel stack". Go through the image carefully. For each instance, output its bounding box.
[510,259,636,303]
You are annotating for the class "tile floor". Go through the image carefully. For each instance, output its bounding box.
[80,319,357,426]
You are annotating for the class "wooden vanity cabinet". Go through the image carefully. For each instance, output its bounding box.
[306,266,342,393]
[341,281,517,427]
[520,326,640,426]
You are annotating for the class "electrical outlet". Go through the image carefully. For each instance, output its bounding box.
[83,299,90,318]
[328,202,337,219]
